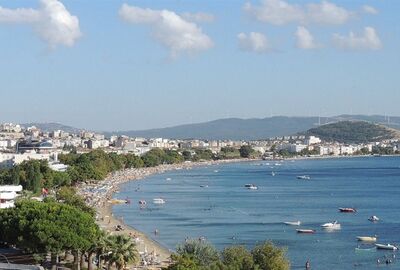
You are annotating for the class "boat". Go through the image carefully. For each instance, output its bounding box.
[368,215,380,222]
[297,175,311,180]
[355,247,376,252]
[357,236,377,242]
[153,198,166,204]
[271,171,276,176]
[296,229,315,234]
[375,243,398,250]
[166,177,172,181]
[339,207,357,213]
[247,185,258,190]
[321,220,341,229]
[200,185,209,188]
[244,184,258,190]
[284,221,301,226]
[214,170,219,173]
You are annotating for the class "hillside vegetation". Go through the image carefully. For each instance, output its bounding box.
[305,121,397,144]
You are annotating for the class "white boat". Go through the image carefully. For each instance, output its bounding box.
[199,185,209,188]
[271,171,276,176]
[247,184,258,190]
[297,175,311,180]
[166,177,172,181]
[321,221,341,229]
[375,243,398,250]
[357,236,377,242]
[368,215,379,222]
[153,198,166,204]
[284,221,301,226]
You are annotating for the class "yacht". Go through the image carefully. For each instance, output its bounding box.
[297,175,311,180]
[153,198,166,204]
[283,221,301,226]
[244,184,258,190]
[368,215,379,222]
[321,221,341,230]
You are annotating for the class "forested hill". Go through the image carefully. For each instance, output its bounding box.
[305,121,400,144]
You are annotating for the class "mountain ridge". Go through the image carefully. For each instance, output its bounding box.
[22,115,400,140]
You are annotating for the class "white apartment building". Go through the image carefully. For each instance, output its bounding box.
[305,136,321,145]
[0,185,22,209]
[0,152,58,169]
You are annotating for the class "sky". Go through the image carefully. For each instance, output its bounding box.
[0,0,399,131]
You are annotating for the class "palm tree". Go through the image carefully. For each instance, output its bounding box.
[106,234,139,270]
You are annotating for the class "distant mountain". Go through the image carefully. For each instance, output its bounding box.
[22,122,83,134]
[22,114,400,140]
[108,115,400,140]
[305,121,400,144]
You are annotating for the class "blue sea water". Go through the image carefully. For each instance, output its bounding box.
[113,157,400,269]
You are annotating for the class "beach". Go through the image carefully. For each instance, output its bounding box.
[76,159,246,269]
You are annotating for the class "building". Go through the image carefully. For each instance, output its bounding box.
[0,185,22,209]
[305,136,321,145]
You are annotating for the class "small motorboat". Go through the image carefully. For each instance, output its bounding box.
[321,220,341,230]
[368,215,379,222]
[200,184,209,188]
[339,207,357,213]
[357,236,377,242]
[166,177,172,181]
[245,184,258,190]
[297,175,311,180]
[296,229,316,234]
[271,171,276,176]
[153,198,166,204]
[284,221,301,226]
[375,243,398,250]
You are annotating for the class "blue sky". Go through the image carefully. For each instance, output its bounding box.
[0,0,399,131]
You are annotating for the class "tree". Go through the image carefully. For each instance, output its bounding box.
[251,242,290,270]
[0,200,100,270]
[175,239,220,267]
[239,146,254,158]
[221,245,255,270]
[106,234,139,270]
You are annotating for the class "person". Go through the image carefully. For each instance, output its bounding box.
[305,259,311,269]
[154,229,159,235]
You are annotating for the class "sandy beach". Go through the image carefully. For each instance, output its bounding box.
[76,159,246,269]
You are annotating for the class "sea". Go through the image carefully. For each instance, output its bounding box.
[112,156,400,269]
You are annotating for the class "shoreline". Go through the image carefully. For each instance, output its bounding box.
[77,154,398,268]
[76,158,248,268]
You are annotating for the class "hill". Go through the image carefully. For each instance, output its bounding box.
[305,121,400,144]
[22,122,83,134]
[108,115,400,140]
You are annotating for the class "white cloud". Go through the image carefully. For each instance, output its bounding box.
[243,0,303,25]
[0,0,81,48]
[243,0,354,25]
[237,32,272,53]
[306,1,353,25]
[119,4,213,57]
[181,12,215,23]
[362,5,378,15]
[295,26,319,49]
[332,27,382,50]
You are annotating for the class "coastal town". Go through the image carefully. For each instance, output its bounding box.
[1,121,400,270]
[2,122,400,172]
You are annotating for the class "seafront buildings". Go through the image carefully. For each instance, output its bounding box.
[1,122,400,170]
